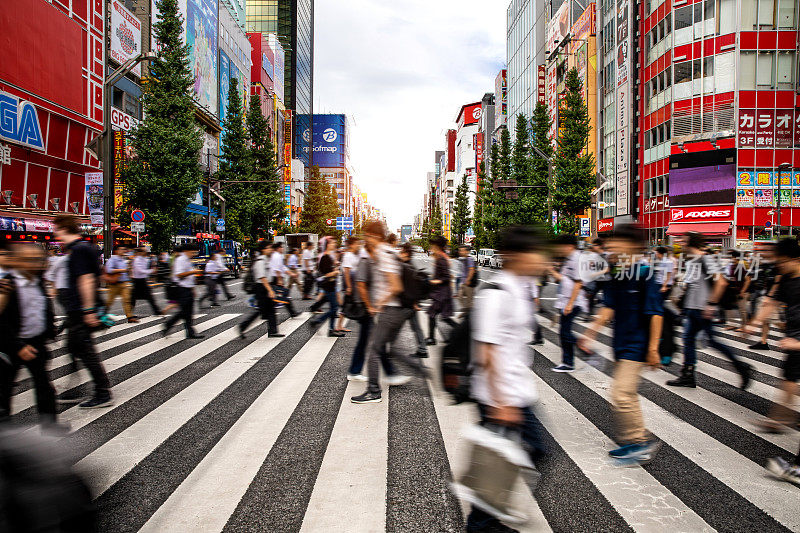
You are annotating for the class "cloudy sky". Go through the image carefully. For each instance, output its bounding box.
[314,0,507,231]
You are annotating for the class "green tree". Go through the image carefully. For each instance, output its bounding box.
[523,102,553,227]
[123,0,202,252]
[509,114,532,225]
[299,166,341,235]
[472,168,486,249]
[451,174,471,245]
[430,199,444,238]
[552,67,595,235]
[494,127,514,231]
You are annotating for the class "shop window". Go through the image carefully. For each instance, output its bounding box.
[758,0,776,27]
[778,0,796,27]
[739,52,757,90]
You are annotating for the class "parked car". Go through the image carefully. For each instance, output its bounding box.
[477,248,496,267]
[489,253,504,269]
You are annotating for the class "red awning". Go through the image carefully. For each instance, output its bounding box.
[666,222,731,236]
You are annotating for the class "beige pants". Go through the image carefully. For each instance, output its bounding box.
[610,359,647,444]
[106,281,133,318]
[459,285,475,311]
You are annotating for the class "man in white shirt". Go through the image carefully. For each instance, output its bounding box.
[549,234,588,372]
[163,244,204,339]
[199,252,230,307]
[131,248,162,316]
[268,242,298,318]
[351,221,413,404]
[239,241,285,338]
[301,241,316,300]
[466,226,548,531]
[285,247,301,294]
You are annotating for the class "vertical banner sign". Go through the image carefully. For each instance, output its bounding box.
[85,172,104,227]
[546,62,558,148]
[110,1,142,76]
[283,110,292,216]
[475,132,484,174]
[113,131,127,216]
[537,65,546,105]
[615,0,631,216]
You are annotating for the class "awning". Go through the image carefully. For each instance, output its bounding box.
[666,222,731,236]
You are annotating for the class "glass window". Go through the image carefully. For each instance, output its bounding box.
[674,60,693,84]
[675,5,693,29]
[757,52,776,86]
[759,0,775,26]
[719,0,736,32]
[740,52,757,89]
[777,52,795,85]
[741,0,758,28]
[692,58,702,79]
[705,0,715,20]
[778,0,796,27]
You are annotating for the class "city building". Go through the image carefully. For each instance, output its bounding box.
[246,0,314,167]
[634,0,800,248]
[493,69,508,145]
[0,0,105,240]
[312,114,352,216]
[441,129,457,239]
[507,0,547,135]
[596,0,620,226]
[478,93,495,180]
[455,101,482,208]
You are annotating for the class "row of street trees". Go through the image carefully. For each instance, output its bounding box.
[122,0,341,252]
[421,67,594,251]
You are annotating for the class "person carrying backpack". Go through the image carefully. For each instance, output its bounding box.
[463,226,548,533]
[426,236,456,345]
[398,242,429,358]
[579,224,663,465]
[667,232,752,389]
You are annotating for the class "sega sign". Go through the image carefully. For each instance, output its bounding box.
[670,206,733,222]
[0,91,44,150]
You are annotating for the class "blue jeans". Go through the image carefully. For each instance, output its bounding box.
[349,315,373,374]
[316,289,339,330]
[466,403,546,529]
[682,308,737,366]
[559,308,580,366]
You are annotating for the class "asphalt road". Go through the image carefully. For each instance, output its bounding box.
[7,256,799,532]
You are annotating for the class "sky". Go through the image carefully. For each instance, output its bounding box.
[314,0,508,232]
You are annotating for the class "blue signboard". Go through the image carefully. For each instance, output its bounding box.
[312,115,346,168]
[0,90,44,150]
[336,216,353,230]
[219,50,231,130]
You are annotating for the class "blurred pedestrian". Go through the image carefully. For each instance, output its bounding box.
[426,236,456,345]
[310,239,344,336]
[457,245,477,312]
[199,252,230,307]
[550,234,587,373]
[269,242,298,318]
[105,245,137,323]
[654,246,676,365]
[53,214,113,408]
[0,242,63,430]
[131,247,162,316]
[301,241,316,300]
[163,244,204,339]
[239,240,284,338]
[285,247,301,295]
[398,243,428,357]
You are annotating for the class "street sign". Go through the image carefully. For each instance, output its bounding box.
[131,209,145,222]
[765,220,772,228]
[215,218,225,232]
[336,216,353,230]
[131,222,145,233]
[326,219,334,225]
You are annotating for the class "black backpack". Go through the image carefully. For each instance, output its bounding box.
[398,258,431,308]
[440,282,501,404]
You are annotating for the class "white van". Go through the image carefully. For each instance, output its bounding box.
[477,248,495,267]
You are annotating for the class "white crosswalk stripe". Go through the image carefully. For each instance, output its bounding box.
[7,290,799,533]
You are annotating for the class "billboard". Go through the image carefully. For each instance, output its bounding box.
[547,0,571,54]
[669,150,737,206]
[546,62,558,147]
[110,0,142,76]
[187,0,218,115]
[270,34,285,104]
[219,50,231,127]
[460,103,482,126]
[494,70,508,129]
[615,0,631,215]
[312,115,345,168]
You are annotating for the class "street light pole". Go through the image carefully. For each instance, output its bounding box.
[102,51,155,258]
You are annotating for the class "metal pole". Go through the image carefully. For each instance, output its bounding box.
[547,158,553,230]
[102,12,112,259]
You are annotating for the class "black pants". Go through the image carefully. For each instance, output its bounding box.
[131,278,161,315]
[217,276,233,299]
[66,313,111,398]
[165,286,196,337]
[302,272,315,297]
[0,337,56,422]
[240,285,277,334]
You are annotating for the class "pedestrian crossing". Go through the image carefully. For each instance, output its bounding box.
[5,294,800,532]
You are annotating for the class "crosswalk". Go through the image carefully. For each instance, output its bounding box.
[5,288,800,532]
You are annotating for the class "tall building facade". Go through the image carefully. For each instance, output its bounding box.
[507,0,547,133]
[247,0,314,166]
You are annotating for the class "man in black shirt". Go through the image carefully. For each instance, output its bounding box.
[54,214,113,408]
[748,238,800,486]
[310,239,344,337]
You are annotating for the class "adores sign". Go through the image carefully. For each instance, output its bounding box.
[670,206,733,222]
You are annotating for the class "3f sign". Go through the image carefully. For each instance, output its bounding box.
[0,91,44,150]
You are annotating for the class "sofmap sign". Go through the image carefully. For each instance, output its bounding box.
[0,91,44,150]
[312,115,345,168]
[670,206,733,222]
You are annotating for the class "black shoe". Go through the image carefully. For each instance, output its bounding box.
[309,319,322,329]
[351,391,382,404]
[161,325,171,337]
[268,333,285,338]
[227,296,236,300]
[238,324,246,339]
[210,303,221,307]
[79,396,113,409]
[426,338,437,346]
[750,342,770,350]
[415,350,429,358]
[529,339,544,345]
[666,365,696,388]
[328,330,345,337]
[290,312,300,318]
[58,391,84,405]
[739,362,753,390]
[187,334,205,339]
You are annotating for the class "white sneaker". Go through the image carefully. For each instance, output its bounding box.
[766,457,800,486]
[347,373,368,382]
[385,374,411,386]
[552,364,575,373]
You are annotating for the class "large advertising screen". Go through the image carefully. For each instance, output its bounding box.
[110,0,142,76]
[669,149,737,206]
[312,115,345,168]
[546,1,571,54]
[615,0,631,215]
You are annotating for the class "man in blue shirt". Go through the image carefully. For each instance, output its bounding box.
[579,224,663,465]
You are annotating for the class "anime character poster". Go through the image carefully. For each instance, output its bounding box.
[186,0,218,115]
